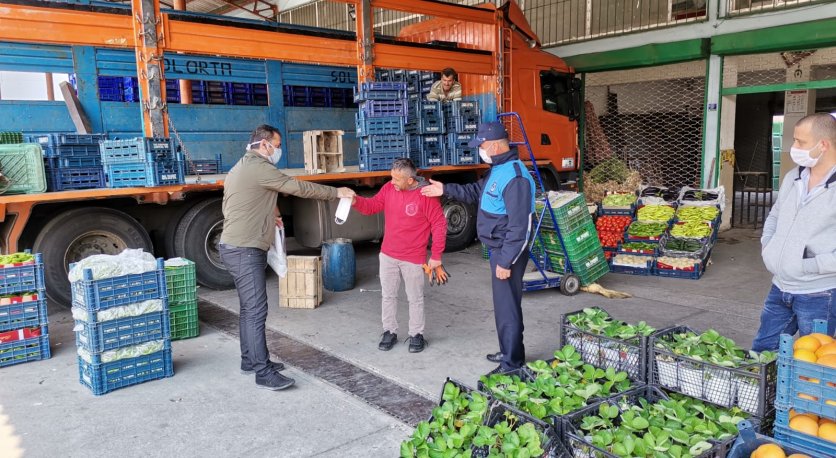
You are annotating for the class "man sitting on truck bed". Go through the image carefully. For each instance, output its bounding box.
[352,158,448,353]
[426,67,462,102]
[219,124,355,392]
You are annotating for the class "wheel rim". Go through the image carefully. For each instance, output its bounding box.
[204,220,224,270]
[64,230,130,273]
[564,275,579,292]
[444,201,468,237]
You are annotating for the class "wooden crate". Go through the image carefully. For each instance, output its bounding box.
[278,255,323,309]
[303,130,345,174]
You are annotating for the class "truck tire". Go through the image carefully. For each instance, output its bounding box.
[172,197,234,290]
[442,198,477,253]
[33,207,153,307]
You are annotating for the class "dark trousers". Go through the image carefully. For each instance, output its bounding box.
[489,248,529,370]
[219,243,272,377]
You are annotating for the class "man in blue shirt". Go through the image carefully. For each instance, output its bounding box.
[422,122,536,371]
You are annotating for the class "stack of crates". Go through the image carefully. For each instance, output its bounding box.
[100,137,185,188]
[96,76,125,102]
[354,81,409,171]
[25,133,107,192]
[72,257,172,395]
[536,193,609,285]
[0,253,50,369]
[444,101,481,166]
[122,77,181,104]
[772,320,836,456]
[164,258,199,340]
[186,153,224,175]
[191,81,228,104]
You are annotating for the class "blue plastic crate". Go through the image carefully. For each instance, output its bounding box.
[105,159,185,188]
[774,408,836,457]
[653,261,705,279]
[728,421,817,458]
[775,320,836,418]
[78,345,173,396]
[45,155,100,168]
[46,166,105,191]
[71,258,166,311]
[360,99,408,118]
[359,82,407,92]
[0,298,47,332]
[41,144,102,161]
[0,254,45,296]
[409,135,445,156]
[123,77,140,102]
[445,115,480,133]
[24,133,106,149]
[75,309,170,354]
[442,100,480,117]
[409,149,445,169]
[359,151,408,172]
[447,147,478,166]
[409,100,443,119]
[609,256,653,276]
[447,132,476,150]
[360,136,409,154]
[406,116,445,135]
[353,87,405,102]
[0,332,50,368]
[309,87,331,107]
[355,115,404,137]
[97,76,124,102]
[100,137,176,165]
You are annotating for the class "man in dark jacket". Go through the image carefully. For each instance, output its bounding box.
[422,122,536,371]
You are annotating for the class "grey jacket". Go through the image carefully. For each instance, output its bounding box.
[761,166,836,294]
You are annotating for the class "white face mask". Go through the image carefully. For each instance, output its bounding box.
[790,142,822,168]
[479,147,492,164]
[248,141,282,165]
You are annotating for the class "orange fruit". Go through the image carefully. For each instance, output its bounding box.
[820,417,834,426]
[819,422,836,443]
[817,354,836,368]
[816,342,836,358]
[794,349,817,363]
[799,376,821,384]
[809,333,834,346]
[752,443,785,458]
[790,415,820,436]
[798,393,819,402]
[794,335,822,353]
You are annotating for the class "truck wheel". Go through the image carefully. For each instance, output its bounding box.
[33,207,153,307]
[443,198,477,253]
[172,197,234,290]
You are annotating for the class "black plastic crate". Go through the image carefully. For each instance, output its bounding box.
[406,116,445,135]
[562,385,739,458]
[358,150,408,171]
[447,147,478,166]
[476,402,569,458]
[185,154,223,175]
[559,307,649,382]
[442,100,480,118]
[650,325,777,417]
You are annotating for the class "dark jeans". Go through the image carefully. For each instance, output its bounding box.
[751,284,836,352]
[489,249,529,370]
[219,243,273,377]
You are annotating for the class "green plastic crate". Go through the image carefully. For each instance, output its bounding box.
[0,144,47,194]
[548,245,608,285]
[0,132,23,145]
[540,222,601,261]
[536,193,592,234]
[165,259,197,306]
[169,301,199,340]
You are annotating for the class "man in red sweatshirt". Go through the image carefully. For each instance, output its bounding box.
[352,158,447,353]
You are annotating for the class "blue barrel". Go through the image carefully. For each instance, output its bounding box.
[321,238,356,292]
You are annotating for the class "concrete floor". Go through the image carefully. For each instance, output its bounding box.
[0,228,771,457]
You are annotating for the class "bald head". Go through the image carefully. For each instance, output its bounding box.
[797,113,836,145]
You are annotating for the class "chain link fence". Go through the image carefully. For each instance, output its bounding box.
[582,61,706,202]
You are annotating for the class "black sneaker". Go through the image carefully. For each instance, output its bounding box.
[409,334,427,353]
[241,360,285,375]
[379,331,397,351]
[256,372,295,391]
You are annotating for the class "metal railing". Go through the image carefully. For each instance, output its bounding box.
[725,0,827,17]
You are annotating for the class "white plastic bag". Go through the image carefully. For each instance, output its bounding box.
[267,226,287,277]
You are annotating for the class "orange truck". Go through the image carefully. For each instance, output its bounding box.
[0,0,580,305]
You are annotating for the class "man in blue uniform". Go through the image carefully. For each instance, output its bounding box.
[422,122,536,372]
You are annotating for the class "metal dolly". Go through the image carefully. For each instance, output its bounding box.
[498,112,580,295]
